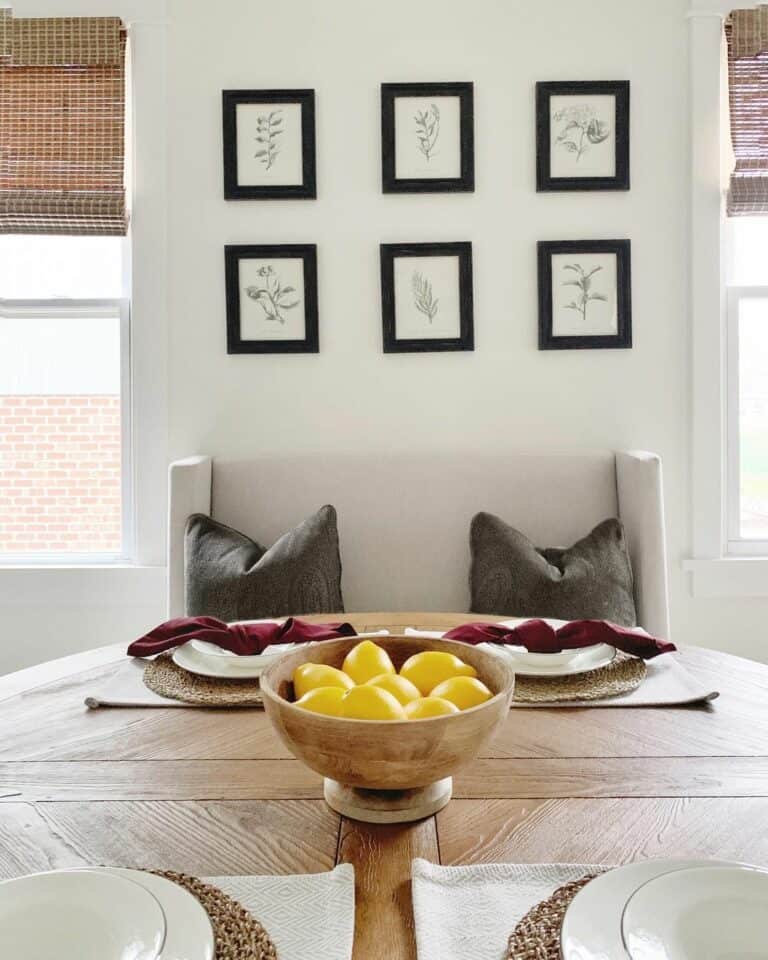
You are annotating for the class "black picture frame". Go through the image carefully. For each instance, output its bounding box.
[222,89,317,200]
[538,239,632,350]
[536,81,629,192]
[380,241,474,353]
[225,244,319,354]
[381,82,474,194]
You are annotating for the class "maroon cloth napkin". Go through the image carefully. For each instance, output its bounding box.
[127,616,357,658]
[443,619,676,660]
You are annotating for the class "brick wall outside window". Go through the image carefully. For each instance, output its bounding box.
[0,395,121,553]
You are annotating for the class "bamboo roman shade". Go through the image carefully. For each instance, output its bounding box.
[726,6,768,215]
[0,10,128,235]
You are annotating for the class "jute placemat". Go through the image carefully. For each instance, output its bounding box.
[512,652,645,703]
[143,655,263,707]
[154,870,277,960]
[507,872,604,959]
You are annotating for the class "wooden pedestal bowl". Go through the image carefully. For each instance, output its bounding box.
[260,635,515,823]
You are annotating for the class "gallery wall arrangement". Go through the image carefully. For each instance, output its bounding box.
[221,80,631,356]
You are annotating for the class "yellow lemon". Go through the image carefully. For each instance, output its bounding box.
[293,663,354,700]
[342,640,396,684]
[339,685,407,721]
[365,672,422,706]
[399,650,477,695]
[294,686,346,717]
[429,676,493,711]
[404,696,461,719]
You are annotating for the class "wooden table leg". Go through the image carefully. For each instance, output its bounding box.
[338,816,439,960]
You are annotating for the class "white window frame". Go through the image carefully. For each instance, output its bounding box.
[687,0,768,597]
[0,296,133,564]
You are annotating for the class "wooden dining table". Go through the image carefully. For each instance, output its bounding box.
[1,611,768,960]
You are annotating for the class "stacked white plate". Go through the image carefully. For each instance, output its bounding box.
[561,858,768,959]
[171,621,389,679]
[0,867,214,959]
[482,618,617,677]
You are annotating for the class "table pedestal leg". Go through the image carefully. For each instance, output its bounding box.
[323,777,452,823]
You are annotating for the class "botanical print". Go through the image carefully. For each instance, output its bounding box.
[553,103,610,162]
[239,257,306,341]
[394,255,460,340]
[394,96,461,180]
[254,110,283,171]
[235,102,303,187]
[551,253,617,336]
[414,104,440,162]
[549,94,616,179]
[561,263,607,324]
[245,265,300,325]
[412,271,439,322]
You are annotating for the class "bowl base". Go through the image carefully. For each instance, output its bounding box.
[323,776,452,823]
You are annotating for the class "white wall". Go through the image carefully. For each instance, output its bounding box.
[168,0,765,659]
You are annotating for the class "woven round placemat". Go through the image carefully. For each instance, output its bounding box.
[143,654,263,706]
[153,871,277,960]
[507,872,604,959]
[512,652,646,703]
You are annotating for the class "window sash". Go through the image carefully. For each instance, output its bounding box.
[726,285,768,553]
[0,296,133,564]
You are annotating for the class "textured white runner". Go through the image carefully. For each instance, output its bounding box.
[411,859,604,960]
[404,630,718,707]
[207,865,355,960]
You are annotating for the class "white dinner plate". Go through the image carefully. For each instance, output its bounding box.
[98,868,214,960]
[0,870,166,960]
[561,859,738,960]
[172,643,266,679]
[482,642,616,677]
[622,865,768,960]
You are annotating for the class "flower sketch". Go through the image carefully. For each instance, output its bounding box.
[245,265,300,324]
[412,271,439,322]
[561,263,608,323]
[553,103,610,161]
[254,109,283,170]
[414,103,440,162]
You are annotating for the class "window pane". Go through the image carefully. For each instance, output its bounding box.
[738,297,768,539]
[728,219,768,286]
[0,310,123,556]
[0,236,123,299]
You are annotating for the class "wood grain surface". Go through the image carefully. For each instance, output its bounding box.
[1,611,767,960]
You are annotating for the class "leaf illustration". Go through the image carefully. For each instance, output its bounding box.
[412,271,439,322]
[414,103,441,162]
[560,261,609,325]
[254,108,283,170]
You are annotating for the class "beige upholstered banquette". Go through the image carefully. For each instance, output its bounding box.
[167,451,670,638]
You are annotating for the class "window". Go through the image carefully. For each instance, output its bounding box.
[0,236,130,561]
[726,219,768,551]
[0,13,131,564]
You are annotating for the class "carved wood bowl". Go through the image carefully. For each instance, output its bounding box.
[260,635,515,797]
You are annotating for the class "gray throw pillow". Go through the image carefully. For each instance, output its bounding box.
[470,514,636,626]
[185,505,344,621]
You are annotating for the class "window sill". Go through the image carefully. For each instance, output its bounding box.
[684,556,768,598]
[0,563,166,607]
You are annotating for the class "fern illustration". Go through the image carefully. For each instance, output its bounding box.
[254,110,283,171]
[561,263,608,324]
[412,271,439,322]
[414,103,440,162]
[245,265,300,324]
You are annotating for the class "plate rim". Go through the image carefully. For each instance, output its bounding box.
[172,644,264,679]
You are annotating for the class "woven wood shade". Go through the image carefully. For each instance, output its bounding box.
[0,11,128,235]
[726,6,768,216]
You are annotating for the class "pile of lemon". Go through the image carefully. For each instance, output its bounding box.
[292,640,493,720]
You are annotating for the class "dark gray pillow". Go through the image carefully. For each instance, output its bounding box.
[185,505,344,621]
[470,514,636,626]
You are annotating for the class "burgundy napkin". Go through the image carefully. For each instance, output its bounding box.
[444,619,676,660]
[127,616,357,658]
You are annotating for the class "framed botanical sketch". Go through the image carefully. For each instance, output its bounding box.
[222,89,316,200]
[225,244,319,354]
[536,81,629,191]
[538,240,632,350]
[381,82,474,193]
[380,242,474,352]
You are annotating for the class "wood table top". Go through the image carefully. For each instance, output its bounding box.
[1,611,767,960]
